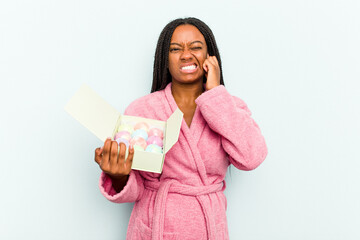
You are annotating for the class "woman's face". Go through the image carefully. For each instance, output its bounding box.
[168,24,208,84]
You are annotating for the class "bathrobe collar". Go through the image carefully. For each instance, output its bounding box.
[164,82,209,185]
[164,82,207,145]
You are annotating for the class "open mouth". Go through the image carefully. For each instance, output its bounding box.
[180,64,198,73]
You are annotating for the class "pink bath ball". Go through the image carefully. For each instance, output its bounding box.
[146,136,163,147]
[148,127,164,138]
[114,131,131,141]
[134,122,150,132]
[130,136,147,150]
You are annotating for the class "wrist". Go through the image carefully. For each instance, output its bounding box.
[107,174,129,193]
[108,173,129,181]
[205,83,220,91]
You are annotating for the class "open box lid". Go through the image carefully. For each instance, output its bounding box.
[64,84,120,142]
[164,108,183,154]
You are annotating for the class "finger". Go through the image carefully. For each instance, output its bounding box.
[125,145,135,172]
[203,60,209,72]
[208,56,217,66]
[101,139,112,168]
[117,142,127,164]
[204,59,215,71]
[211,56,219,66]
[110,140,119,167]
[98,146,104,155]
[209,56,218,67]
[95,147,102,165]
[203,64,208,72]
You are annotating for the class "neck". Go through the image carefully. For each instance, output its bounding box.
[171,80,205,106]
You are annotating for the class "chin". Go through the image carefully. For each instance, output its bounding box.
[175,75,204,84]
[176,79,203,85]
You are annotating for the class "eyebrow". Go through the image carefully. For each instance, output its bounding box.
[170,41,204,46]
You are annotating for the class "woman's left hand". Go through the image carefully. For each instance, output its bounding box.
[203,54,221,91]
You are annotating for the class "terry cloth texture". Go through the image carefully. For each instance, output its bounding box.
[99,82,268,240]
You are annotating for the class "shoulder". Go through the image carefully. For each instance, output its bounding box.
[124,89,166,119]
[196,85,252,115]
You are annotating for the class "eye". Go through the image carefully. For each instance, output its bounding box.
[170,48,180,52]
[192,47,202,50]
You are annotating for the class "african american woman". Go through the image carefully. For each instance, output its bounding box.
[94,17,268,240]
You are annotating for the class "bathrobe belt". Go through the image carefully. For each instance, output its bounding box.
[144,180,225,240]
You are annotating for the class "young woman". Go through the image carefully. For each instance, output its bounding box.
[94,17,267,240]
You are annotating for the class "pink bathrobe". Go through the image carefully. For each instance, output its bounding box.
[99,82,268,240]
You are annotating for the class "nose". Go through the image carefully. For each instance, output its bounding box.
[180,48,193,60]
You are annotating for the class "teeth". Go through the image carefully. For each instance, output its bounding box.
[182,65,196,70]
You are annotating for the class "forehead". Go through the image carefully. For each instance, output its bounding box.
[170,24,205,44]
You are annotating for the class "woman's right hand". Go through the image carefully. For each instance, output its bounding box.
[94,138,135,179]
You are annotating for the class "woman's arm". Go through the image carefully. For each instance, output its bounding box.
[97,102,146,203]
[195,85,268,170]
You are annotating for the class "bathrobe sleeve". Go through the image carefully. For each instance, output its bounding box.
[195,85,268,170]
[98,103,145,203]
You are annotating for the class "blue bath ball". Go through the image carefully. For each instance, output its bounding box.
[131,129,148,141]
[145,144,163,154]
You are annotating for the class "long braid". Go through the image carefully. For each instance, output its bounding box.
[151,17,224,93]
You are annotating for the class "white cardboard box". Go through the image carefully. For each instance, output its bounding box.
[64,84,183,173]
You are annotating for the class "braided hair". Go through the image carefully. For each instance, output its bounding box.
[151,17,225,93]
